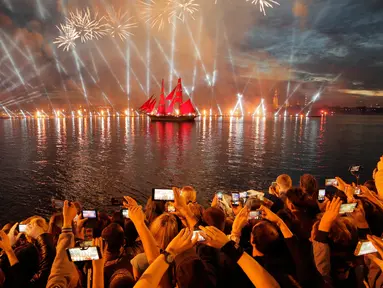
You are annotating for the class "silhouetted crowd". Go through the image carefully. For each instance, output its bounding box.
[1,155,383,288]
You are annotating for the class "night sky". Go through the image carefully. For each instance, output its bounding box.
[0,0,383,110]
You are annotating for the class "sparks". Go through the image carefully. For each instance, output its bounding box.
[53,24,79,51]
[168,0,199,23]
[67,8,108,43]
[105,8,137,40]
[247,0,280,16]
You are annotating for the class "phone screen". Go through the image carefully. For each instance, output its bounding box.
[272,182,277,188]
[249,210,262,220]
[355,241,378,256]
[354,188,361,195]
[232,193,239,201]
[192,230,205,242]
[153,189,175,201]
[167,204,176,213]
[318,189,326,201]
[217,192,223,201]
[52,199,64,209]
[18,224,27,233]
[339,203,357,214]
[325,179,338,186]
[350,166,361,173]
[67,247,101,262]
[121,209,129,218]
[82,210,97,219]
[239,192,247,199]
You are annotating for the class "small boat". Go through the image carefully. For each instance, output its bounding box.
[138,78,198,122]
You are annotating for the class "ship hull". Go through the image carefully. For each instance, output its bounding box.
[149,115,197,122]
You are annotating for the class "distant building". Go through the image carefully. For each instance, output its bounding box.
[273,89,279,109]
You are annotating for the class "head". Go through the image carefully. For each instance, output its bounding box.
[109,269,135,288]
[203,207,226,231]
[145,197,166,224]
[149,213,179,250]
[188,202,204,222]
[251,221,284,257]
[300,174,318,197]
[285,187,314,213]
[25,216,48,239]
[124,219,139,247]
[102,223,125,254]
[111,211,124,228]
[276,174,293,193]
[98,212,111,230]
[180,186,197,204]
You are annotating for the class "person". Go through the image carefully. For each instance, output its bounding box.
[203,207,226,231]
[180,186,197,204]
[300,174,319,197]
[144,197,165,224]
[270,174,293,198]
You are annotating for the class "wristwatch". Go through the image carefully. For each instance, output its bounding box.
[162,250,175,265]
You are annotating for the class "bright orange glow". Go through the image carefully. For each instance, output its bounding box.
[125,109,129,116]
[101,110,104,116]
[175,109,180,116]
[36,111,41,118]
[77,110,83,117]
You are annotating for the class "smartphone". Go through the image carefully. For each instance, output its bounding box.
[66,246,102,262]
[167,204,176,213]
[339,203,357,214]
[152,189,174,201]
[318,189,326,202]
[111,197,124,206]
[354,188,361,195]
[354,240,378,256]
[231,193,240,206]
[217,192,223,201]
[121,209,129,219]
[82,210,98,219]
[239,192,248,199]
[18,224,27,233]
[248,210,262,220]
[350,166,362,173]
[325,179,338,187]
[192,230,205,242]
[52,199,65,209]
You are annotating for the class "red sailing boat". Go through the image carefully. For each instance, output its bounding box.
[138,78,198,122]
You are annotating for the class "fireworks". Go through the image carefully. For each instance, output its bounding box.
[140,0,199,31]
[247,0,280,16]
[67,8,108,43]
[53,24,79,52]
[105,8,137,40]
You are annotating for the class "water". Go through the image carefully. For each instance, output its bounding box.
[1,116,382,224]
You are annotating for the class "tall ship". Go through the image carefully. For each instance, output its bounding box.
[138,78,198,122]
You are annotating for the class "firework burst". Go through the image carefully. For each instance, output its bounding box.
[105,8,138,40]
[53,24,79,51]
[67,8,108,42]
[168,0,199,23]
[247,0,280,16]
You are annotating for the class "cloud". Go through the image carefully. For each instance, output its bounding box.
[338,89,383,97]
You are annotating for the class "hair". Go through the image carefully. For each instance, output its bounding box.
[145,197,166,224]
[188,202,204,222]
[26,216,49,232]
[251,221,284,255]
[2,223,15,234]
[124,219,139,247]
[111,211,124,228]
[149,213,179,250]
[181,186,197,203]
[285,188,313,211]
[245,197,263,211]
[102,223,125,253]
[300,174,318,197]
[203,207,226,231]
[109,269,135,288]
[277,174,293,192]
[364,180,378,193]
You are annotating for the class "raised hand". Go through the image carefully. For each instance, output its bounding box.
[260,205,281,224]
[350,200,368,228]
[319,197,342,232]
[0,230,13,252]
[232,207,250,236]
[8,223,21,247]
[173,187,187,212]
[92,237,107,270]
[367,235,383,272]
[123,196,138,208]
[199,226,230,249]
[63,200,77,227]
[334,177,347,192]
[128,205,146,226]
[165,228,198,257]
[211,194,218,208]
[75,214,88,239]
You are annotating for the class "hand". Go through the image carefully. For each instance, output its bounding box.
[231,202,243,216]
[232,207,249,236]
[378,156,383,171]
[319,197,342,232]
[350,200,368,228]
[75,214,88,239]
[8,223,21,247]
[123,196,138,208]
[211,195,218,208]
[173,187,187,213]
[199,226,230,249]
[63,200,77,227]
[0,231,13,252]
[334,177,347,192]
[367,235,383,272]
[92,237,107,271]
[260,205,281,224]
[269,186,277,196]
[128,206,146,226]
[165,228,197,257]
[318,197,330,212]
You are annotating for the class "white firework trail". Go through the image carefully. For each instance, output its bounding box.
[67,8,108,43]
[247,0,280,16]
[105,8,138,40]
[53,24,79,52]
[168,0,199,23]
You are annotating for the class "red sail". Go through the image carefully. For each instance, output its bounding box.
[166,87,176,100]
[166,99,175,114]
[158,79,166,115]
[139,95,154,112]
[174,78,183,104]
[147,98,157,113]
[180,99,196,115]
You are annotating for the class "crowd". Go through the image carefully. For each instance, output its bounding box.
[0,156,383,288]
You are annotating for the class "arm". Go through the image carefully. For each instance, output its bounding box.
[92,238,106,288]
[375,156,383,198]
[173,188,198,228]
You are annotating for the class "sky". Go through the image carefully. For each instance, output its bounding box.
[0,0,383,111]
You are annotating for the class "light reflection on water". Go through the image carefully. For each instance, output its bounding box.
[1,115,383,223]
